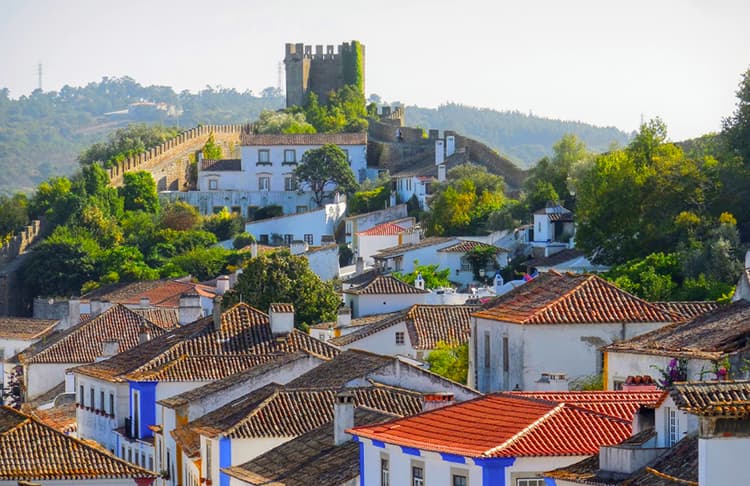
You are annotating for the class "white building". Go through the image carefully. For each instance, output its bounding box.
[530,204,575,258]
[356,221,420,265]
[244,198,346,247]
[604,300,750,390]
[349,391,639,486]
[341,274,429,318]
[372,236,459,273]
[469,272,684,393]
[344,204,409,246]
[0,317,59,404]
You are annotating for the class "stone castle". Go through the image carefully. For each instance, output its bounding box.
[284,41,365,108]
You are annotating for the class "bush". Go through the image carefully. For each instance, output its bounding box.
[253,205,284,221]
[233,232,256,249]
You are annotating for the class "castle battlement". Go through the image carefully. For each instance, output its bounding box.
[285,42,356,61]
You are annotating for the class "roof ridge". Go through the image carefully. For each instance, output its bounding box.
[519,273,586,323]
[483,401,563,456]
[590,275,685,321]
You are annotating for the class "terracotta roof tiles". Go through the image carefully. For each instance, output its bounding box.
[372,237,456,259]
[473,272,684,325]
[670,380,750,417]
[0,317,58,340]
[241,132,367,146]
[438,240,506,253]
[342,275,428,295]
[200,158,241,171]
[510,390,664,421]
[81,278,216,307]
[0,406,155,481]
[349,393,631,457]
[269,303,295,314]
[357,222,406,236]
[651,301,720,320]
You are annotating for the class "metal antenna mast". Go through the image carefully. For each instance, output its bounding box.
[277,61,283,93]
[37,63,43,91]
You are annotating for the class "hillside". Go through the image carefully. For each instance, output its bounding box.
[405,103,632,168]
[0,77,632,195]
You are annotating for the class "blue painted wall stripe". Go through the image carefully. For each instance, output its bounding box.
[129,381,157,439]
[219,437,232,486]
[372,439,386,448]
[440,452,466,463]
[358,440,365,486]
[400,446,421,456]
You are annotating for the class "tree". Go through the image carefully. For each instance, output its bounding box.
[120,171,159,213]
[0,193,29,239]
[425,341,469,384]
[78,124,180,168]
[254,110,316,134]
[222,250,340,328]
[294,144,358,206]
[203,208,243,241]
[393,262,451,289]
[202,131,223,160]
[722,67,750,164]
[161,201,201,230]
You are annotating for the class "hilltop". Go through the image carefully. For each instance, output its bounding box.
[1,77,632,195]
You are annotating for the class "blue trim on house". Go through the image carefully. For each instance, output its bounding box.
[400,446,421,456]
[372,439,386,448]
[352,436,361,443]
[219,437,232,486]
[129,381,157,439]
[358,439,366,486]
[544,478,557,486]
[440,453,466,463]
[474,457,516,486]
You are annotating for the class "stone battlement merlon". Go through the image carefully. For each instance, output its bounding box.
[285,42,345,61]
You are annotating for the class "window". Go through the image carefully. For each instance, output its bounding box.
[230,206,241,215]
[381,457,390,486]
[395,331,405,345]
[503,336,509,373]
[517,480,545,486]
[90,387,95,410]
[258,149,270,163]
[121,446,126,459]
[208,179,218,190]
[259,176,270,191]
[100,390,105,411]
[460,257,471,272]
[259,234,269,245]
[284,149,296,163]
[412,464,424,486]
[283,234,293,245]
[284,176,296,191]
[141,453,146,468]
[407,178,412,191]
[453,474,468,486]
[304,234,313,245]
[296,205,308,213]
[128,448,132,463]
[206,441,212,481]
[109,392,114,415]
[133,390,140,438]
[484,331,491,368]
[149,455,153,471]
[666,407,678,446]
[212,206,224,214]
[79,385,84,405]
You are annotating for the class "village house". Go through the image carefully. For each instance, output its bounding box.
[529,204,576,258]
[70,302,338,474]
[0,405,157,485]
[468,271,685,393]
[329,304,477,361]
[243,197,346,247]
[342,274,429,318]
[355,220,420,265]
[349,391,654,486]
[524,248,610,274]
[344,204,410,247]
[372,236,458,274]
[173,349,479,486]
[603,300,750,390]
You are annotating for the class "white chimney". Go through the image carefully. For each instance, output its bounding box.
[334,390,355,446]
[415,272,425,290]
[251,242,259,259]
[269,303,295,335]
[229,268,242,288]
[437,164,446,183]
[65,298,81,329]
[435,139,445,165]
[446,135,456,157]
[290,240,308,255]
[178,292,202,325]
[139,297,150,307]
[494,272,504,295]
[534,372,569,391]
[90,300,112,317]
[389,192,396,208]
[212,296,223,331]
[138,323,151,345]
[336,306,352,329]
[216,276,230,295]
[355,257,364,274]
[745,250,750,269]
[101,340,120,358]
[422,392,455,412]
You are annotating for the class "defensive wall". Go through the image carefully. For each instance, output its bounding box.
[0,220,43,316]
[107,124,245,190]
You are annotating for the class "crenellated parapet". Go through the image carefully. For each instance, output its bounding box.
[0,220,42,265]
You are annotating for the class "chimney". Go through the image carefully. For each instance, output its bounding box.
[178,292,202,325]
[334,390,355,446]
[229,268,242,288]
[389,192,396,208]
[437,164,446,183]
[415,272,425,290]
[290,240,308,255]
[494,272,504,295]
[534,372,569,391]
[212,296,223,331]
[251,242,259,259]
[90,300,112,317]
[65,298,81,330]
[216,275,230,295]
[355,257,364,274]
[446,135,456,157]
[269,303,295,335]
[138,323,151,345]
[422,392,455,412]
[621,375,659,392]
[336,306,352,329]
[139,297,150,307]
[99,340,120,361]
[745,250,750,269]
[435,139,445,165]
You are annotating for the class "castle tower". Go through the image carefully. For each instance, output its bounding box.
[283,41,365,108]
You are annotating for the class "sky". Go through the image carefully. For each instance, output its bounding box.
[1,0,749,140]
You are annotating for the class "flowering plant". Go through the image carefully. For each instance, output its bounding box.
[651,358,687,389]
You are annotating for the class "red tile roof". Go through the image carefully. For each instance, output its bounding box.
[20,304,172,365]
[0,406,155,481]
[357,222,406,236]
[81,278,216,307]
[349,393,631,458]
[373,237,456,259]
[201,158,241,171]
[670,381,750,417]
[342,275,429,295]
[437,240,506,253]
[510,390,664,421]
[0,317,58,340]
[241,133,367,146]
[472,272,684,325]
[651,301,720,320]
[74,303,339,383]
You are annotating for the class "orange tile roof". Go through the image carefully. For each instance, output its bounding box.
[20,304,172,365]
[670,381,750,417]
[342,275,429,295]
[472,272,684,325]
[651,301,720,320]
[74,303,339,383]
[81,278,216,307]
[27,402,77,434]
[241,132,367,146]
[437,240,506,253]
[349,393,631,458]
[201,158,241,171]
[0,317,58,340]
[0,406,156,481]
[269,303,295,313]
[509,390,664,421]
[357,222,406,236]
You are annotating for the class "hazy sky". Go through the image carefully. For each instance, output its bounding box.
[1,0,749,140]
